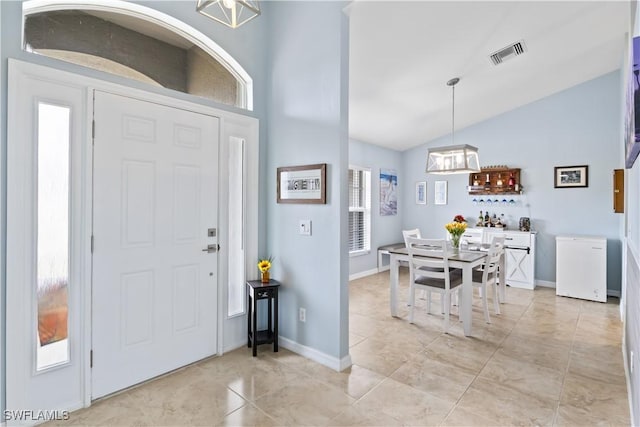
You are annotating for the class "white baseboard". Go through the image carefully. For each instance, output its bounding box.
[536,280,556,288]
[278,336,352,372]
[349,268,379,281]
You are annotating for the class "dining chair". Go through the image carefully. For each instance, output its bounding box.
[472,235,505,323]
[402,229,452,310]
[406,237,462,333]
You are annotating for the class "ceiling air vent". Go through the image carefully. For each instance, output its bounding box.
[489,41,526,66]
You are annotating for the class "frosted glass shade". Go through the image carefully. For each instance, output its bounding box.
[426,144,480,174]
[196,0,260,29]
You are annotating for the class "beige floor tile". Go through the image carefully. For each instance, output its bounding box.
[328,405,403,426]
[215,403,279,426]
[567,351,626,385]
[499,335,571,372]
[423,333,498,375]
[554,403,628,427]
[349,331,367,348]
[253,378,355,426]
[441,406,502,427]
[304,363,385,399]
[455,377,556,426]
[478,350,564,402]
[49,271,629,427]
[354,378,455,426]
[390,354,476,403]
[224,355,310,401]
[559,372,630,423]
[349,336,416,376]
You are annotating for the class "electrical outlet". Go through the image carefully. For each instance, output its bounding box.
[299,307,306,322]
[299,220,311,236]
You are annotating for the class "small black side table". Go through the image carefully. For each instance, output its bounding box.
[247,279,280,357]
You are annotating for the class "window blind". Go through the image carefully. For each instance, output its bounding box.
[349,167,371,253]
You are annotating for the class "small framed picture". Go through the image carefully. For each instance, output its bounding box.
[415,181,427,204]
[554,165,588,188]
[434,180,448,205]
[277,163,327,203]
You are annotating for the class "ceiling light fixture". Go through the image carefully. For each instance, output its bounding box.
[426,77,480,174]
[196,0,260,29]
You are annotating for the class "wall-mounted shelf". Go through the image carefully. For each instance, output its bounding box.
[468,167,522,195]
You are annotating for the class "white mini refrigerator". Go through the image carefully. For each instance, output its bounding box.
[556,235,607,302]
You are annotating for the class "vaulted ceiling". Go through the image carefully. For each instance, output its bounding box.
[349,1,631,151]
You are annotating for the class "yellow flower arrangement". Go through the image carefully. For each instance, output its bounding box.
[445,219,467,249]
[444,221,467,236]
[257,257,273,273]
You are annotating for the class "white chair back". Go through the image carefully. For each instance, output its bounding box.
[405,237,451,286]
[482,235,505,282]
[402,228,421,247]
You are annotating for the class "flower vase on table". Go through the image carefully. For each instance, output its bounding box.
[258,256,273,283]
[261,271,270,283]
[445,215,467,253]
[450,234,461,251]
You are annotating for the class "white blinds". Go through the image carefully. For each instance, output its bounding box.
[349,167,371,253]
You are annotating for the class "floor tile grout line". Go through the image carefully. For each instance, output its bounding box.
[550,302,582,427]
[439,289,532,426]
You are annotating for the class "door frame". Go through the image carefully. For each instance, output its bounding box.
[7,58,259,412]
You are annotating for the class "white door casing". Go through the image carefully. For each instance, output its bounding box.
[92,91,219,398]
[6,59,259,416]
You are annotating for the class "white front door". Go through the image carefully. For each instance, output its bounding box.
[92,91,219,398]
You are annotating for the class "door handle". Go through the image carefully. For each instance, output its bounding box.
[202,244,220,253]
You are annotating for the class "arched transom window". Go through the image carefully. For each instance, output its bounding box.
[23,0,253,110]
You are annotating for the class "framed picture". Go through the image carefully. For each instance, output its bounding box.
[626,36,640,168]
[554,165,589,188]
[434,180,447,205]
[415,181,427,205]
[380,169,398,216]
[277,163,326,204]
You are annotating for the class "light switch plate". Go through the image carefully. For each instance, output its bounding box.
[299,220,311,236]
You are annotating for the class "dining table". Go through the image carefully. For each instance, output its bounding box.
[387,246,505,336]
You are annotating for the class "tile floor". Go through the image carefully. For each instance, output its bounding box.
[53,270,630,426]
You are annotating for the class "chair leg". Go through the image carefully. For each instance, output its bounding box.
[493,280,501,315]
[443,292,451,333]
[482,284,491,324]
[427,291,432,314]
[409,283,416,324]
[440,294,445,314]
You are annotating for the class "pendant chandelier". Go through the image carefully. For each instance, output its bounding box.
[196,0,260,29]
[426,77,480,174]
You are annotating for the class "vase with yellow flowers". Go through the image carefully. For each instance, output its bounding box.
[445,215,467,250]
[258,256,273,283]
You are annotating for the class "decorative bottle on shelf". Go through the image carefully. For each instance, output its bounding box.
[473,175,479,186]
[508,172,516,190]
[477,210,483,227]
[484,211,490,227]
[484,174,491,190]
[496,174,503,187]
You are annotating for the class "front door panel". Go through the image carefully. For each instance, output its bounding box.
[92,91,219,399]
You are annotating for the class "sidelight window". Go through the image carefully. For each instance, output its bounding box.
[36,102,71,371]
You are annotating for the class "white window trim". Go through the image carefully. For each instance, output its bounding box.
[349,165,371,256]
[22,0,254,110]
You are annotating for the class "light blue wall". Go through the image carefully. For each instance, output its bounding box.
[403,71,623,291]
[349,139,403,275]
[265,2,349,360]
